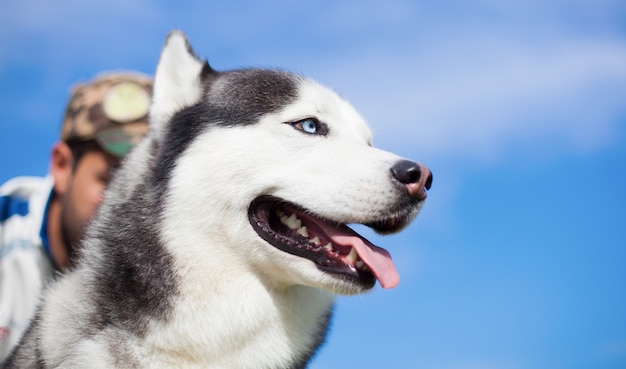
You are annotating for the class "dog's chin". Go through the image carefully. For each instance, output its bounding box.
[248,195,414,291]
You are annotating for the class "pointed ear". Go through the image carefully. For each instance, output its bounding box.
[150,30,207,139]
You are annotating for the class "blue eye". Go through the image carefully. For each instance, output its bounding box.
[290,118,328,136]
[301,119,317,134]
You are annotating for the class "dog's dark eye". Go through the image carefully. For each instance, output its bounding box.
[290,118,328,136]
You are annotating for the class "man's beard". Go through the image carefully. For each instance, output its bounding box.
[59,202,87,268]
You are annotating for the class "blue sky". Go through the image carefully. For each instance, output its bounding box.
[1,1,625,368]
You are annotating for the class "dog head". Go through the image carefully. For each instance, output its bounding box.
[149,31,432,295]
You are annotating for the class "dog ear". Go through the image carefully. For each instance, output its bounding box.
[149,30,206,140]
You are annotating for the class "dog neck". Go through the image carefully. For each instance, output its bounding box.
[143,277,334,368]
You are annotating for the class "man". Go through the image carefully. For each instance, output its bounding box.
[0,72,152,359]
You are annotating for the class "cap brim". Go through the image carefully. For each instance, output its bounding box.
[94,123,149,157]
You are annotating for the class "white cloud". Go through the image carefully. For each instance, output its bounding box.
[314,33,626,164]
[2,0,624,166]
[0,0,164,68]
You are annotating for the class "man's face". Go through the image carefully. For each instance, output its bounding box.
[61,149,119,260]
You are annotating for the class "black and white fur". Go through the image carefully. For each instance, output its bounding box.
[3,31,432,369]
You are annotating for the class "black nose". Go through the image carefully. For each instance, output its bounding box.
[390,160,433,199]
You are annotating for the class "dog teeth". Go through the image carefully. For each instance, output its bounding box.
[345,248,358,264]
[356,260,370,272]
[275,208,368,271]
[276,211,366,268]
[297,226,309,237]
[280,213,301,230]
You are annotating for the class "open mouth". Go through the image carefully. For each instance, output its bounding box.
[248,196,404,289]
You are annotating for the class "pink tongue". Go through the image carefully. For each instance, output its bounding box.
[318,223,400,289]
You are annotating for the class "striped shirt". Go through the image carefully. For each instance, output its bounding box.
[0,176,55,360]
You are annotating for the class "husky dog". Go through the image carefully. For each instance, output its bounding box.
[3,31,432,369]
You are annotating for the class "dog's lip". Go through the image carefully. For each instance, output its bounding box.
[248,196,400,289]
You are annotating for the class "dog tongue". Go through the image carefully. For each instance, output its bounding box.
[318,223,400,289]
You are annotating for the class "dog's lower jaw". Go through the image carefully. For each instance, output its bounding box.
[248,196,405,291]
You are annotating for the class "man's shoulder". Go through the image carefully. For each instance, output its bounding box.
[0,176,52,242]
[0,176,52,215]
[0,176,51,198]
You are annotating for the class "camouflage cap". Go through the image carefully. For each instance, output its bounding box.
[61,72,153,157]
